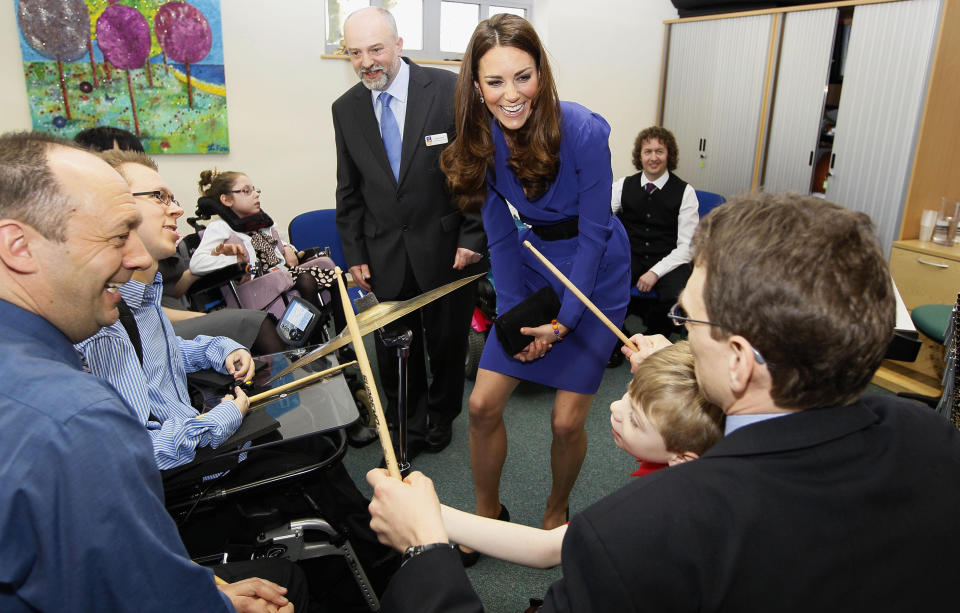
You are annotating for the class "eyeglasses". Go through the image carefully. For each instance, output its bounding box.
[132,190,180,209]
[668,303,767,365]
[230,186,261,196]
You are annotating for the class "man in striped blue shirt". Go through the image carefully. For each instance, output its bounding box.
[75,150,255,470]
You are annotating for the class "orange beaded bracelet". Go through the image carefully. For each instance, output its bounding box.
[552,319,562,341]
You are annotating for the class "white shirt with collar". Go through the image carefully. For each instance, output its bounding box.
[371,58,411,139]
[610,170,700,279]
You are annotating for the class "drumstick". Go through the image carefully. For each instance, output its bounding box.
[522,240,639,353]
[334,267,403,480]
[247,360,357,405]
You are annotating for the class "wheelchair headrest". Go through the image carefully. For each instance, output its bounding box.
[195,196,275,233]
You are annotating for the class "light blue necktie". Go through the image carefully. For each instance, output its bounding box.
[378,91,401,181]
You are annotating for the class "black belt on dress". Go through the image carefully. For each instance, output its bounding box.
[529,218,579,241]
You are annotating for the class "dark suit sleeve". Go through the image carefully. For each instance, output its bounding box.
[380,547,485,612]
[457,208,487,255]
[333,102,369,269]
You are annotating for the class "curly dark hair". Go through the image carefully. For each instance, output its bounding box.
[631,126,678,172]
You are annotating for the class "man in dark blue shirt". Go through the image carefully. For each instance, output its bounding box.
[0,132,304,612]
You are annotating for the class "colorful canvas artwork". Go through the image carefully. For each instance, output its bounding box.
[15,0,229,154]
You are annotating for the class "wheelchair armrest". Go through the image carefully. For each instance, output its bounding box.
[189,262,249,294]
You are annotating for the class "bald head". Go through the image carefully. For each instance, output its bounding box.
[344,7,398,41]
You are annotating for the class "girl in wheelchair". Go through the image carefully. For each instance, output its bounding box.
[190,169,346,338]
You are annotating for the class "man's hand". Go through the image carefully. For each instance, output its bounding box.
[222,385,251,416]
[225,349,255,382]
[348,264,372,292]
[452,247,482,270]
[218,577,293,613]
[623,334,673,373]
[367,469,449,552]
[215,243,248,261]
[635,271,660,293]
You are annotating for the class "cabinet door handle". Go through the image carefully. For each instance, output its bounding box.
[917,258,949,269]
[808,151,813,166]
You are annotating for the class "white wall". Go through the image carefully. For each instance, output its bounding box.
[0,0,677,234]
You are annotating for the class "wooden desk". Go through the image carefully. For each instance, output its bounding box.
[872,239,959,395]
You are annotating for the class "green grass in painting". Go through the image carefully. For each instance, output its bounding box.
[23,61,229,155]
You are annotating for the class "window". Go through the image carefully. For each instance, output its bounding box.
[325,0,533,60]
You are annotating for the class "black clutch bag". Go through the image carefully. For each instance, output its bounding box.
[494,286,561,356]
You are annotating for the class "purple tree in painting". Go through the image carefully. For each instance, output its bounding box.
[17,0,91,121]
[96,1,151,135]
[154,1,211,108]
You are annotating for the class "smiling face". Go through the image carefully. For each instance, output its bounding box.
[475,45,539,131]
[344,7,403,91]
[639,137,669,182]
[37,148,151,342]
[609,392,673,464]
[120,162,183,261]
[220,175,261,218]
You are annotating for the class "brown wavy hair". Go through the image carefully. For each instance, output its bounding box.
[440,14,562,213]
[198,169,244,204]
[632,126,678,172]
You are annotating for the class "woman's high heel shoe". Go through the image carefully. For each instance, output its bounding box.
[458,503,510,568]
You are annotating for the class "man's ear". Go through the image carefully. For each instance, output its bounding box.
[396,36,404,55]
[668,451,699,466]
[0,220,40,274]
[727,334,764,394]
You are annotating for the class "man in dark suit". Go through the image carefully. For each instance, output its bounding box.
[332,7,485,458]
[364,193,960,611]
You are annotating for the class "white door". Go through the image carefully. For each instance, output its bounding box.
[662,19,718,185]
[701,13,773,197]
[762,8,837,194]
[825,0,942,253]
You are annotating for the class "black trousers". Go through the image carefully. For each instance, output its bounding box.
[629,263,691,337]
[373,263,477,446]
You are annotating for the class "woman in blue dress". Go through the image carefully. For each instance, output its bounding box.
[441,14,630,550]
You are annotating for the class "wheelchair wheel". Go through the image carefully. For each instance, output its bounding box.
[465,329,486,381]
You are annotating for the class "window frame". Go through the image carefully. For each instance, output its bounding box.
[325,0,534,61]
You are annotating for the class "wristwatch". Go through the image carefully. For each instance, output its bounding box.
[401,542,454,566]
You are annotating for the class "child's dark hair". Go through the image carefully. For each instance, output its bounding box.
[198,169,243,201]
[627,341,723,456]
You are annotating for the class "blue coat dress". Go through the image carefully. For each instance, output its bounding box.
[478,102,630,394]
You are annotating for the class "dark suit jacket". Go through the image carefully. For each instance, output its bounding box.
[384,395,960,612]
[332,59,485,299]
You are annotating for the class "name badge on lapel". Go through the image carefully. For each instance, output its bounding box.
[425,133,449,147]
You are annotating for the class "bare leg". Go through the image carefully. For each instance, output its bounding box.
[462,368,519,553]
[543,390,594,530]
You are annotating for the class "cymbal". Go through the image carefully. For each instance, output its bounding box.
[267,272,485,382]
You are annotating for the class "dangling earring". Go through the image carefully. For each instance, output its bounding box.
[479,94,485,104]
